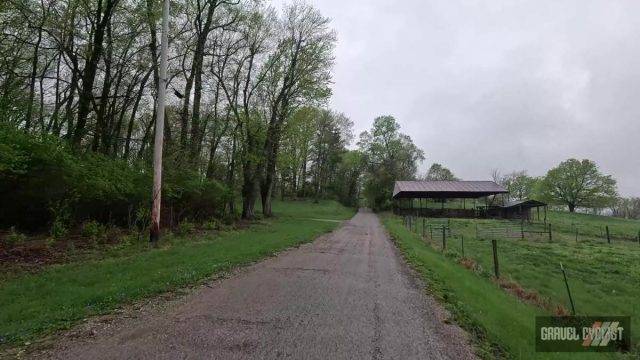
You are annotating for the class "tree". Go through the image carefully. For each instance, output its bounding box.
[358,116,424,210]
[259,3,336,217]
[424,163,457,181]
[334,150,364,207]
[502,171,537,201]
[538,159,617,212]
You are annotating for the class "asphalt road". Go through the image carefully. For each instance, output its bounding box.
[39,210,476,359]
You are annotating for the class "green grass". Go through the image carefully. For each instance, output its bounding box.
[0,199,354,347]
[384,212,640,359]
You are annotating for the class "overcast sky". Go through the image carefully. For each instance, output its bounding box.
[304,0,640,196]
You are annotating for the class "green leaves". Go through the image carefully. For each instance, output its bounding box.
[358,116,424,210]
[538,159,618,211]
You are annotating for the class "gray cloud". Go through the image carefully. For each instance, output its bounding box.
[308,0,640,196]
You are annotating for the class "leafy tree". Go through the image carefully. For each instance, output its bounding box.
[538,159,617,212]
[502,171,538,201]
[424,163,457,181]
[333,150,365,207]
[358,116,424,210]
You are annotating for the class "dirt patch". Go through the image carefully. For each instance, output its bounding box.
[495,278,569,316]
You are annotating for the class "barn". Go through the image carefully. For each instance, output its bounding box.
[392,180,546,220]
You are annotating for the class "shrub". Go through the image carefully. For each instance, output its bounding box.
[175,221,196,237]
[4,227,27,246]
[80,221,107,241]
[202,219,220,231]
[0,124,230,232]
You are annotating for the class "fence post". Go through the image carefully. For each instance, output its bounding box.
[475,222,478,239]
[575,226,578,243]
[606,225,611,244]
[442,226,446,251]
[548,223,552,242]
[560,263,576,315]
[520,220,524,240]
[491,239,499,278]
[461,235,464,257]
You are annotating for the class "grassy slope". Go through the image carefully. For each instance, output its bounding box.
[383,213,636,359]
[0,200,354,346]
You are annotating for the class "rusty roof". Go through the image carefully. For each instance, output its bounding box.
[392,180,508,199]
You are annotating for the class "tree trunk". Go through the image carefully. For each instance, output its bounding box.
[72,0,119,148]
[568,204,575,212]
[25,27,43,131]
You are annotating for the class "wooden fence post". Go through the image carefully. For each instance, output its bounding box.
[461,235,465,257]
[575,227,578,243]
[606,225,611,244]
[560,263,576,315]
[491,239,499,278]
[548,223,552,242]
[442,226,446,251]
[520,220,524,240]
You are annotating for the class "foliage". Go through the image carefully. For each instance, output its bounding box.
[358,116,424,210]
[501,171,538,201]
[610,197,640,219]
[537,159,617,212]
[174,221,196,237]
[424,163,458,181]
[0,125,229,232]
[4,227,27,247]
[80,221,107,241]
[333,151,365,207]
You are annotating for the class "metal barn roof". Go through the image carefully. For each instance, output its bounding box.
[392,180,508,199]
[502,199,547,208]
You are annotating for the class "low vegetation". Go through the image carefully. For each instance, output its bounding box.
[384,211,640,359]
[0,200,354,348]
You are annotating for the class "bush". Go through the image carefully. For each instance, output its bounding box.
[4,227,27,247]
[174,221,196,237]
[81,221,107,241]
[202,219,220,231]
[0,124,231,232]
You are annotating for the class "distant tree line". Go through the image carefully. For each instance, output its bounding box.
[490,159,621,216]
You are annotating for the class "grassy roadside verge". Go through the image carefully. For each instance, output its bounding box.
[0,200,354,348]
[382,214,627,360]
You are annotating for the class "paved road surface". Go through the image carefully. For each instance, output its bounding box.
[39,210,476,359]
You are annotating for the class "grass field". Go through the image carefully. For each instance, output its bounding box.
[0,200,354,347]
[385,211,640,359]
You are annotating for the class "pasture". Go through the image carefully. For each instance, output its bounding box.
[388,210,640,358]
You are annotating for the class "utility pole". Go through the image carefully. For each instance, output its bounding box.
[150,0,170,245]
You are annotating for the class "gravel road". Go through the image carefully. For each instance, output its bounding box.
[38,209,476,359]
